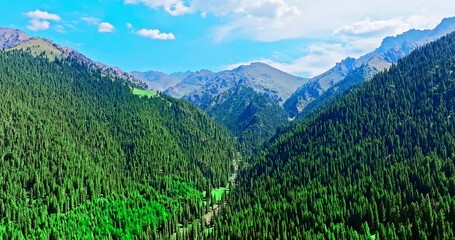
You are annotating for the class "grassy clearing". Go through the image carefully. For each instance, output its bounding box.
[132,88,158,98]
[202,186,229,204]
[204,227,213,234]
[10,39,64,61]
[211,187,227,203]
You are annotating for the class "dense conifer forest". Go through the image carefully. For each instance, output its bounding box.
[209,33,455,239]
[205,84,289,157]
[0,50,237,239]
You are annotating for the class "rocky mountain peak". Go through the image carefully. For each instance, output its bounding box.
[234,62,283,74]
[430,17,455,37]
[0,27,30,49]
[435,17,455,30]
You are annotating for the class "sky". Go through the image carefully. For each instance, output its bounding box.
[0,0,454,77]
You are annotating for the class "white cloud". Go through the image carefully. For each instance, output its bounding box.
[125,0,191,16]
[82,17,115,33]
[333,17,437,38]
[283,44,351,77]
[25,10,61,31]
[225,43,353,77]
[55,24,66,33]
[124,0,299,19]
[126,23,133,29]
[98,22,115,33]
[25,10,61,21]
[335,19,404,37]
[137,28,176,40]
[82,17,101,25]
[125,0,455,42]
[193,0,300,18]
[224,14,451,77]
[27,19,50,31]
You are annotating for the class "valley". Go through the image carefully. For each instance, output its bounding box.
[131,17,455,157]
[0,3,454,240]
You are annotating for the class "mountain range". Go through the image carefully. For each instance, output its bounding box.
[130,70,192,92]
[133,62,308,152]
[4,17,454,122]
[284,17,455,117]
[134,62,307,106]
[131,17,455,151]
[4,17,452,148]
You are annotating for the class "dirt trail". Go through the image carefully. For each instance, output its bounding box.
[203,158,238,226]
[170,158,240,239]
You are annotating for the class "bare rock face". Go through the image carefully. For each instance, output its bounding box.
[0,27,30,49]
[160,62,308,108]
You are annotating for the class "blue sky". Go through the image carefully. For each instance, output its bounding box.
[0,0,454,77]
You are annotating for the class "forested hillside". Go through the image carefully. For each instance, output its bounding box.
[138,63,306,155]
[296,64,378,119]
[0,50,236,239]
[210,33,455,239]
[205,84,288,156]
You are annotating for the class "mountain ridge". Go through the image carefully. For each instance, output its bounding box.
[0,26,146,89]
[134,62,308,106]
[285,17,455,116]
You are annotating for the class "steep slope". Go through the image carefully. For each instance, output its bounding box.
[205,84,288,155]
[0,27,146,89]
[163,69,215,98]
[296,63,378,119]
[285,17,455,116]
[10,38,64,61]
[0,51,236,239]
[211,32,455,239]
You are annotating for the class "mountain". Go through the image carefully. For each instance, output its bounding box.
[0,27,30,49]
[296,62,378,119]
[174,62,307,153]
[285,17,455,116]
[0,27,146,89]
[205,84,289,155]
[163,69,216,99]
[130,70,192,91]
[0,50,237,239]
[166,62,307,106]
[210,31,455,239]
[134,62,307,154]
